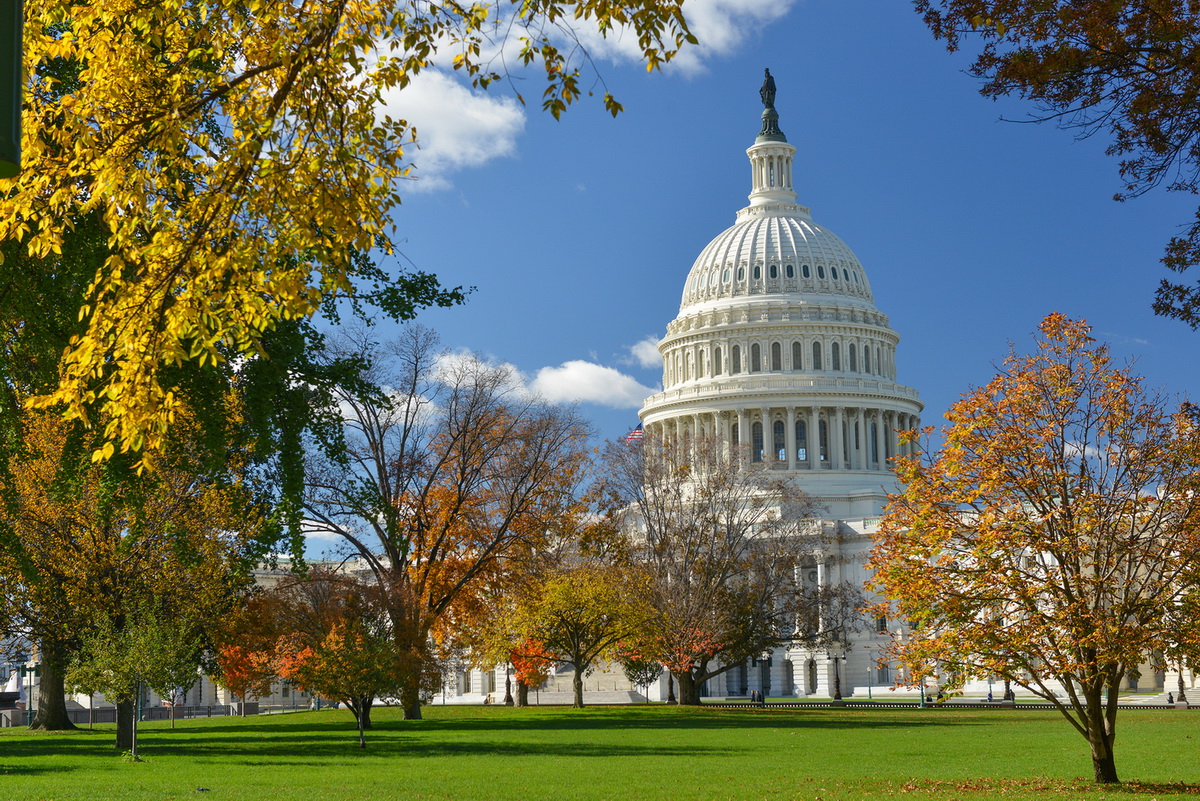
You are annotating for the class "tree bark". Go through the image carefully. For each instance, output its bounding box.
[115,699,135,751]
[29,647,76,731]
[515,680,529,708]
[348,695,374,729]
[1178,667,1188,703]
[400,679,423,720]
[675,671,701,706]
[1090,733,1119,784]
[572,669,584,708]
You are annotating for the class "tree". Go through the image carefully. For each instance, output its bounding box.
[0,409,261,736]
[277,615,404,748]
[613,641,663,703]
[509,638,554,707]
[67,611,205,756]
[213,644,277,717]
[913,1,1200,325]
[869,313,1200,784]
[302,326,590,719]
[6,0,695,463]
[510,564,650,708]
[597,432,820,705]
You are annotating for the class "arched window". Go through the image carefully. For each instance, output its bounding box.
[752,421,764,463]
[732,422,739,446]
[770,342,782,371]
[737,266,745,281]
[818,265,826,279]
[769,264,778,279]
[832,268,840,280]
[714,347,723,375]
[732,345,742,374]
[819,419,828,461]
[864,347,871,374]
[785,264,794,278]
[831,342,841,371]
[802,264,811,278]
[774,420,785,461]
[723,268,731,282]
[811,341,823,370]
[876,347,883,377]
[849,344,857,372]
[752,265,761,280]
[795,420,807,461]
[751,343,762,372]
[792,341,803,371]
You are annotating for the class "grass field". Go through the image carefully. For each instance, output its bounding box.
[3,704,1199,800]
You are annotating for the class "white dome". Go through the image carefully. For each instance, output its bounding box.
[680,206,875,312]
[638,73,922,520]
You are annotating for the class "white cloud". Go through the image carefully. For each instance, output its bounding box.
[531,361,656,408]
[568,0,798,75]
[629,336,662,369]
[382,70,526,192]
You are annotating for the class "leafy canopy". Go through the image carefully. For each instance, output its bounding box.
[5,0,694,461]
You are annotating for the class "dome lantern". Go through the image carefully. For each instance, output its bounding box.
[748,69,797,208]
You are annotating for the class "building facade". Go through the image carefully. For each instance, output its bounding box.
[637,72,922,698]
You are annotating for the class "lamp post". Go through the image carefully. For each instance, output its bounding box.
[0,0,22,178]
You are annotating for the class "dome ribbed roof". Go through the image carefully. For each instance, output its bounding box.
[680,206,875,312]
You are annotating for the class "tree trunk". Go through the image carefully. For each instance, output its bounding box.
[1089,730,1119,784]
[358,708,366,749]
[115,699,135,751]
[667,673,676,704]
[675,671,701,706]
[515,680,529,708]
[1178,667,1188,703]
[29,648,76,731]
[572,668,584,708]
[399,677,423,720]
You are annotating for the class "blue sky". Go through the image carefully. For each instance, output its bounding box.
[367,0,1200,446]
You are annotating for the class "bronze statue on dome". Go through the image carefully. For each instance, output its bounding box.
[760,68,776,109]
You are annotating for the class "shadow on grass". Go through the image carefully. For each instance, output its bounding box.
[0,705,1001,769]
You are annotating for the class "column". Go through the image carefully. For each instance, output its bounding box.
[808,406,820,470]
[833,406,845,471]
[785,406,797,470]
[736,409,747,461]
[872,412,884,470]
[760,407,770,463]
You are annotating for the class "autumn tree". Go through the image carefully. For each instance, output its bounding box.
[597,432,821,705]
[510,564,651,708]
[913,1,1200,325]
[5,0,694,463]
[302,326,590,719]
[277,611,404,748]
[0,409,262,738]
[869,313,1200,785]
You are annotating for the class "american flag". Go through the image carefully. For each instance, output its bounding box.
[625,423,644,442]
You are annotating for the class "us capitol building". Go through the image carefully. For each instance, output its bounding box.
[634,71,923,698]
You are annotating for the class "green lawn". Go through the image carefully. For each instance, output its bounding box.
[2,704,1198,800]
